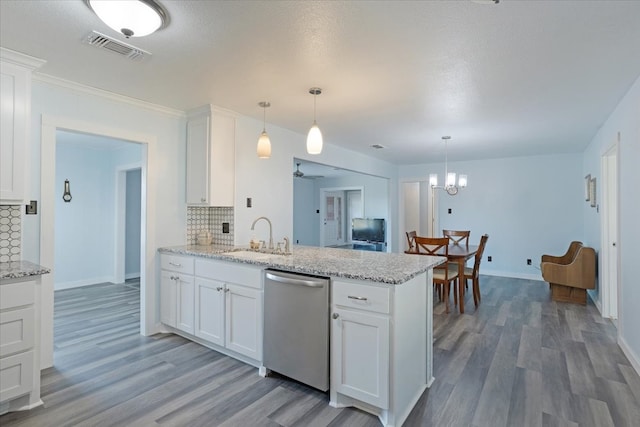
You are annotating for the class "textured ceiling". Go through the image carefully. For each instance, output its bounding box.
[2,0,639,165]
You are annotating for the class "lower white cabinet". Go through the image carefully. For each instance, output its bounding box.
[160,255,195,335]
[332,307,390,409]
[162,255,263,363]
[225,283,262,361]
[1,275,42,414]
[194,278,225,346]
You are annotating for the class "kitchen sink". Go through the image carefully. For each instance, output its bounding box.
[221,250,279,261]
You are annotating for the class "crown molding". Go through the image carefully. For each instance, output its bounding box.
[33,73,186,118]
[0,47,46,70]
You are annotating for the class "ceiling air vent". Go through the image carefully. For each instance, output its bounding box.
[83,31,150,60]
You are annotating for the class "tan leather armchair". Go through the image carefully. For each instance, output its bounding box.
[541,242,596,304]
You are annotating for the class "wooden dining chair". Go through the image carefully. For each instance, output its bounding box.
[443,229,471,246]
[463,234,489,307]
[413,236,459,313]
[405,230,417,252]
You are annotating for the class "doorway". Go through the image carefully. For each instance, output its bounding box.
[319,187,363,247]
[40,115,156,369]
[601,139,619,320]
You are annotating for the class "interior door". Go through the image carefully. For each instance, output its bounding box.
[602,142,618,319]
[322,191,345,247]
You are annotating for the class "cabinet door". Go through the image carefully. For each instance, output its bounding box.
[186,114,210,205]
[225,284,262,361]
[0,61,28,202]
[0,350,34,402]
[194,278,225,346]
[160,271,177,328]
[332,308,390,409]
[176,275,195,334]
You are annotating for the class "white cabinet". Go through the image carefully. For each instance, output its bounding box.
[0,49,44,204]
[225,283,262,361]
[160,255,195,334]
[331,281,390,409]
[194,259,263,362]
[0,276,42,414]
[194,277,225,346]
[332,308,390,409]
[186,105,235,206]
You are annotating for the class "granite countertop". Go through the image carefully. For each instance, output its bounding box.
[159,244,445,285]
[0,260,51,280]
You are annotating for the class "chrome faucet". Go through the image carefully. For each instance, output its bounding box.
[251,216,273,250]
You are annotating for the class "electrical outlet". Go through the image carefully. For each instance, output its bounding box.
[527,259,532,265]
[448,208,452,214]
[222,222,229,233]
[488,256,492,262]
[246,197,252,208]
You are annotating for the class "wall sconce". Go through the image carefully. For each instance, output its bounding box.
[62,179,72,202]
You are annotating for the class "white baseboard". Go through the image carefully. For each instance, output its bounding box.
[125,272,140,280]
[618,335,640,376]
[54,276,114,290]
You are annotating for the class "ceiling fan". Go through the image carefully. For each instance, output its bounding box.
[293,162,324,179]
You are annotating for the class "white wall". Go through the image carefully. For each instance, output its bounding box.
[399,153,584,279]
[233,115,398,251]
[54,140,140,289]
[582,75,640,372]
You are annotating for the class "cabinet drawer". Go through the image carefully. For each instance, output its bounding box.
[195,259,262,289]
[161,255,194,275]
[0,307,35,357]
[0,350,34,403]
[0,281,35,310]
[333,281,390,314]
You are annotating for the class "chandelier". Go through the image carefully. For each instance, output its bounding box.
[429,136,467,196]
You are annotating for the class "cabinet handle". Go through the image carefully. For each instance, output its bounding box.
[169,262,182,267]
[348,295,368,301]
[216,287,224,292]
[201,197,206,202]
[224,288,230,293]
[332,313,339,319]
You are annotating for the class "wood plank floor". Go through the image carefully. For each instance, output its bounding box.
[2,276,639,426]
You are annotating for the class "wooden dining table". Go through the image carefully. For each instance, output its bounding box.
[406,243,479,313]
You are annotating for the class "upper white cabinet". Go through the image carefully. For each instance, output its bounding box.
[0,48,45,204]
[186,105,236,206]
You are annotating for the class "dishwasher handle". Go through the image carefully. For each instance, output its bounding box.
[265,272,326,288]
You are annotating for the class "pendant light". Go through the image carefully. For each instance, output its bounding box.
[85,0,169,38]
[257,101,271,159]
[429,136,467,196]
[306,87,323,155]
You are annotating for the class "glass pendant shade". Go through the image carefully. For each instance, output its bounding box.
[257,130,271,159]
[458,174,468,188]
[446,172,456,187]
[429,174,438,187]
[307,121,323,155]
[87,0,166,37]
[430,136,468,195]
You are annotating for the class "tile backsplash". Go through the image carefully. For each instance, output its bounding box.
[0,205,21,262]
[187,206,234,246]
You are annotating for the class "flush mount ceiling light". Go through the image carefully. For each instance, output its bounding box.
[306,87,323,155]
[85,0,169,38]
[257,101,272,159]
[429,136,468,196]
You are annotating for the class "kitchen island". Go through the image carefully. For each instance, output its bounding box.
[158,245,444,427]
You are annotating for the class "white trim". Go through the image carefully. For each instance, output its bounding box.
[115,163,142,284]
[600,140,619,319]
[125,272,141,280]
[0,47,46,70]
[482,270,543,281]
[619,335,640,376]
[40,114,158,369]
[33,73,185,118]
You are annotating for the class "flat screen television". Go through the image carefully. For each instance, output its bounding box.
[351,218,385,243]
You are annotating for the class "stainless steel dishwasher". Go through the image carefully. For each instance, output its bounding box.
[263,269,330,391]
